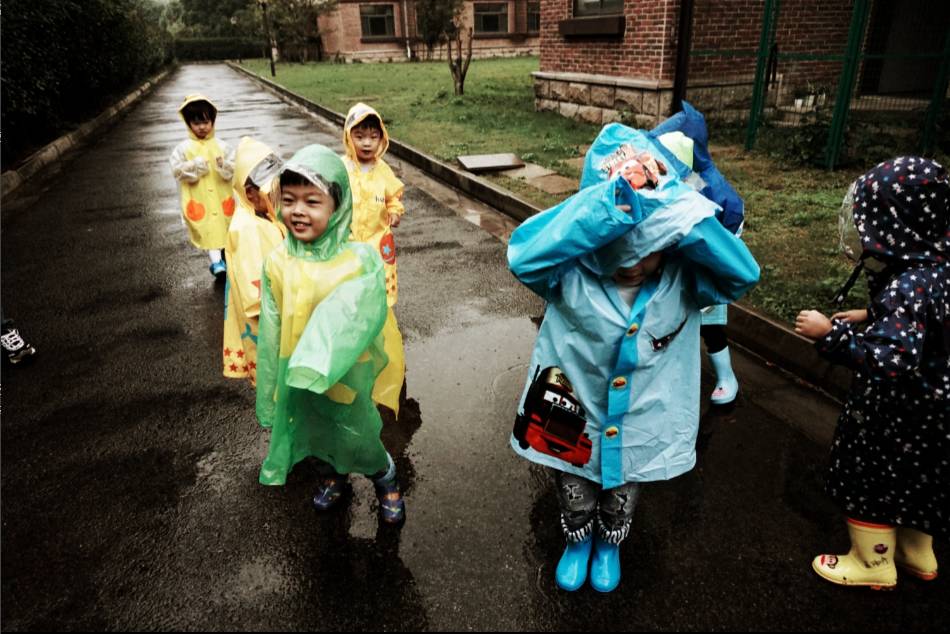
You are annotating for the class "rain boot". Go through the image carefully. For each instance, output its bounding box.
[812,519,897,590]
[555,536,592,592]
[708,347,738,405]
[896,527,938,581]
[589,534,621,593]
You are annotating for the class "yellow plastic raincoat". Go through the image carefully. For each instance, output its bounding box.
[256,145,391,485]
[169,94,236,250]
[342,103,406,414]
[223,137,286,385]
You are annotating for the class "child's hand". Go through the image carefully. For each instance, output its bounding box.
[831,309,868,324]
[389,213,401,228]
[216,156,224,169]
[795,310,833,340]
[193,156,209,176]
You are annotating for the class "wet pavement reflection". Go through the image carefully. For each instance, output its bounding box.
[1,64,948,630]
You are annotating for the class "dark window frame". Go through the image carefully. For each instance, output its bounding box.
[527,1,541,33]
[573,0,623,17]
[360,3,397,39]
[474,2,509,34]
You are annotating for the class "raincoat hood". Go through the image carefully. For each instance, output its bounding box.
[846,156,949,265]
[279,144,353,260]
[233,136,282,216]
[343,102,390,162]
[177,94,219,141]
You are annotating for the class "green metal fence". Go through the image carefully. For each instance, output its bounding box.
[683,0,950,170]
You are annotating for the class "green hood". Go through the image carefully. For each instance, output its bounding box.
[279,144,353,260]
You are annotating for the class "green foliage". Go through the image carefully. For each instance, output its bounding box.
[414,0,462,58]
[268,0,339,62]
[1,0,173,167]
[173,37,264,60]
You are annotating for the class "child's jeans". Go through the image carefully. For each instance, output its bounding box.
[555,471,640,545]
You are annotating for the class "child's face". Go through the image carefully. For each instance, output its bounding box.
[188,118,213,140]
[612,252,662,285]
[350,126,382,163]
[245,185,268,215]
[280,183,335,243]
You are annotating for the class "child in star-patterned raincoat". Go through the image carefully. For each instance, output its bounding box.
[796,156,949,590]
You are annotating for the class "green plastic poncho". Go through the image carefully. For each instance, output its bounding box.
[255,145,390,485]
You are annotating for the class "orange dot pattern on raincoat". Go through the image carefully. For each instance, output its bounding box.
[222,197,236,217]
[186,199,206,221]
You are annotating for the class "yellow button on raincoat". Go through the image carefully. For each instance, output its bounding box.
[256,145,391,485]
[169,94,236,250]
[342,103,406,414]
[223,137,286,385]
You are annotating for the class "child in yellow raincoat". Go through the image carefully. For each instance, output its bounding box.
[256,144,406,524]
[169,94,236,279]
[222,137,286,386]
[342,102,406,415]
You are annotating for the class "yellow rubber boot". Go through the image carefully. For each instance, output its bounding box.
[812,519,897,590]
[896,527,938,581]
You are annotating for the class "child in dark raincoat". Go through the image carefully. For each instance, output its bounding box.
[255,144,405,524]
[508,123,760,593]
[796,156,949,590]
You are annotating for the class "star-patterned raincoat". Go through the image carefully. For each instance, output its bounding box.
[817,156,949,538]
[256,145,390,485]
[169,94,236,249]
[222,137,286,385]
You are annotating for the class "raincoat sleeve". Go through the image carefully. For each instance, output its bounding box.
[674,216,760,305]
[815,280,928,379]
[255,260,282,429]
[214,140,236,183]
[226,223,266,319]
[169,141,207,184]
[285,245,388,394]
[508,178,642,301]
[383,165,405,218]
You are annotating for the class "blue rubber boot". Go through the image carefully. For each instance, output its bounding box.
[555,537,593,591]
[590,535,621,593]
[708,347,739,405]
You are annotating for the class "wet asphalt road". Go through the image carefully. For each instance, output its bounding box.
[2,64,949,631]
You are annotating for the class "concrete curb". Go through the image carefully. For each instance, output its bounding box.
[1,69,173,199]
[229,61,851,402]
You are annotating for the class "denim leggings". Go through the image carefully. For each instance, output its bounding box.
[555,471,641,545]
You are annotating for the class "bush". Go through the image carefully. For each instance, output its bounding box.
[1,0,173,168]
[173,37,265,61]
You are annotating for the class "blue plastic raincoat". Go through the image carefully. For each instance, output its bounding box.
[508,126,760,488]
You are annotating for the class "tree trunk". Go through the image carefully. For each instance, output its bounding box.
[448,27,473,96]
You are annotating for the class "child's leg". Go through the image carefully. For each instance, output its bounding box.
[702,324,738,404]
[590,482,641,593]
[553,472,598,591]
[370,452,405,525]
[895,527,938,580]
[208,249,226,278]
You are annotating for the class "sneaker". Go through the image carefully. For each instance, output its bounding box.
[374,478,406,525]
[1,326,37,365]
[209,260,226,280]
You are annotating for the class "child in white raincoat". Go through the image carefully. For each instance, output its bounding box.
[508,124,759,593]
[169,94,236,279]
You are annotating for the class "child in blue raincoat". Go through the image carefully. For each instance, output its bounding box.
[508,123,759,593]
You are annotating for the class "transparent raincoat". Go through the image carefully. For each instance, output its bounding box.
[508,125,760,487]
[342,102,406,414]
[168,94,236,249]
[256,145,390,485]
[222,137,286,385]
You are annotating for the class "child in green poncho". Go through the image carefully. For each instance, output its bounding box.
[255,144,406,524]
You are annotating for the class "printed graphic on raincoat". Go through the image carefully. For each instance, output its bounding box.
[816,157,949,538]
[256,144,390,485]
[169,94,236,250]
[508,126,760,487]
[223,137,286,385]
[342,102,406,414]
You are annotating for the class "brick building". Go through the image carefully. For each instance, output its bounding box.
[319,1,542,62]
[534,0,950,127]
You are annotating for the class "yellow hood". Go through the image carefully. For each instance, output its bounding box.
[178,94,219,141]
[343,102,390,162]
[233,136,281,220]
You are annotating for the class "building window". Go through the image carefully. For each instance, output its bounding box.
[574,0,623,17]
[360,4,396,38]
[474,3,509,34]
[528,2,540,32]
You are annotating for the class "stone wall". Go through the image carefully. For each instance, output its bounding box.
[533,71,673,127]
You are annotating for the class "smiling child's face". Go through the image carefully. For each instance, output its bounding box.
[280,183,335,243]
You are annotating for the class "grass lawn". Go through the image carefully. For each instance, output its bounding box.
[241,57,877,325]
